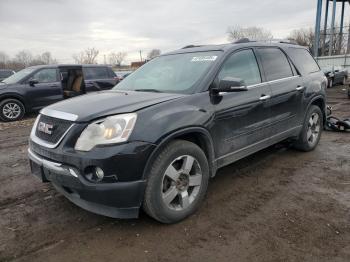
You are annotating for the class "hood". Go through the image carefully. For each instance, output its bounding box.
[42,90,186,122]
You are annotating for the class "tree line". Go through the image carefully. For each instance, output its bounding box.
[0,50,58,71]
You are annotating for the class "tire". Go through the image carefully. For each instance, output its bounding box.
[143,140,210,224]
[0,98,25,122]
[342,76,347,85]
[294,105,323,152]
[328,78,333,88]
[348,88,350,99]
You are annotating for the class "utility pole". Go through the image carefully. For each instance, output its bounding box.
[139,50,143,62]
[314,0,323,57]
[329,0,337,56]
[104,54,106,64]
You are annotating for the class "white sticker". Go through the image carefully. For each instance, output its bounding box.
[191,56,217,62]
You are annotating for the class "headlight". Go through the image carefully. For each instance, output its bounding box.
[74,113,137,151]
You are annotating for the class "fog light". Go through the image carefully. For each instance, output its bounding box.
[95,167,104,180]
[85,166,105,182]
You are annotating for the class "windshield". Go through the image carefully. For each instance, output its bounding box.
[114,51,220,94]
[2,67,36,84]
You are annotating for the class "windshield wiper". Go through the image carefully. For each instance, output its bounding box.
[134,89,162,93]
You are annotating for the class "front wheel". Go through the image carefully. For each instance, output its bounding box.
[0,99,25,122]
[294,105,323,152]
[143,140,209,223]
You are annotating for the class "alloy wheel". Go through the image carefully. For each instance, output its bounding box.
[306,112,321,147]
[2,102,21,120]
[161,155,202,211]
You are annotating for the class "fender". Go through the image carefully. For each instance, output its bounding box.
[304,94,326,126]
[141,126,217,180]
[0,93,29,111]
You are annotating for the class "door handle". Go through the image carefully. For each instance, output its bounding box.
[259,95,271,101]
[296,86,305,91]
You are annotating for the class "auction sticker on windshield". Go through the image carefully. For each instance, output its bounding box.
[191,56,217,62]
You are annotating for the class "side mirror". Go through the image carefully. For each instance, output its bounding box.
[29,79,39,86]
[213,77,248,94]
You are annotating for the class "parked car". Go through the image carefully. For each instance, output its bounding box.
[114,70,133,81]
[28,40,327,223]
[322,66,348,87]
[0,69,15,81]
[0,64,118,121]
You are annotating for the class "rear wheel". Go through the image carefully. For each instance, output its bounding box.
[0,99,25,122]
[328,78,333,88]
[143,140,209,223]
[294,105,323,152]
[342,76,347,85]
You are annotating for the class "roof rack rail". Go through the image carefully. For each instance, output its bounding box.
[233,38,252,44]
[257,38,299,45]
[182,45,202,49]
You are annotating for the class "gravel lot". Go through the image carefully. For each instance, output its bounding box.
[0,85,349,262]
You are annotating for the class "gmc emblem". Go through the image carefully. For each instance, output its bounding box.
[38,122,53,135]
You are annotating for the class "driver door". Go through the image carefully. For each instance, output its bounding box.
[27,68,63,109]
[210,49,273,166]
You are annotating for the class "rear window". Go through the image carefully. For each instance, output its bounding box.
[83,67,109,80]
[288,48,320,75]
[257,48,293,81]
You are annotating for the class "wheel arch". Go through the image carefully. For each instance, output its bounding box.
[0,94,28,112]
[142,127,217,180]
[307,95,326,126]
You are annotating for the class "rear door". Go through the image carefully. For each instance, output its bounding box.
[210,48,273,163]
[26,68,63,109]
[83,67,116,91]
[255,47,304,135]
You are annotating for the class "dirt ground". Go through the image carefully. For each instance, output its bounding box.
[0,85,349,262]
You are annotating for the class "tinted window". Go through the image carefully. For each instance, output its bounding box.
[218,49,261,86]
[83,67,109,80]
[258,48,293,81]
[0,70,13,78]
[33,68,58,83]
[288,48,320,75]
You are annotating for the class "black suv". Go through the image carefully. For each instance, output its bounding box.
[0,64,118,121]
[28,41,327,223]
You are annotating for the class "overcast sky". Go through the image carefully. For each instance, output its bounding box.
[0,0,342,64]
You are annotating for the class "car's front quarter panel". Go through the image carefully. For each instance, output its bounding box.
[129,92,214,144]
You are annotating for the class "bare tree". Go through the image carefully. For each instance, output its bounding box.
[84,47,99,64]
[0,51,9,64]
[114,52,127,66]
[108,52,118,65]
[147,49,161,60]
[72,47,100,64]
[227,26,273,41]
[72,51,85,64]
[40,52,57,64]
[288,28,314,50]
[15,50,33,67]
[0,51,9,69]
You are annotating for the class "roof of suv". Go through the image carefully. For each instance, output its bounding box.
[165,40,307,56]
[27,64,113,69]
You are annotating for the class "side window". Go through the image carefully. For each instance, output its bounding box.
[33,69,58,83]
[257,48,293,81]
[288,48,320,75]
[108,68,116,78]
[218,49,261,86]
[83,67,109,80]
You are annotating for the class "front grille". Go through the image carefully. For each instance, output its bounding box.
[35,114,73,145]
